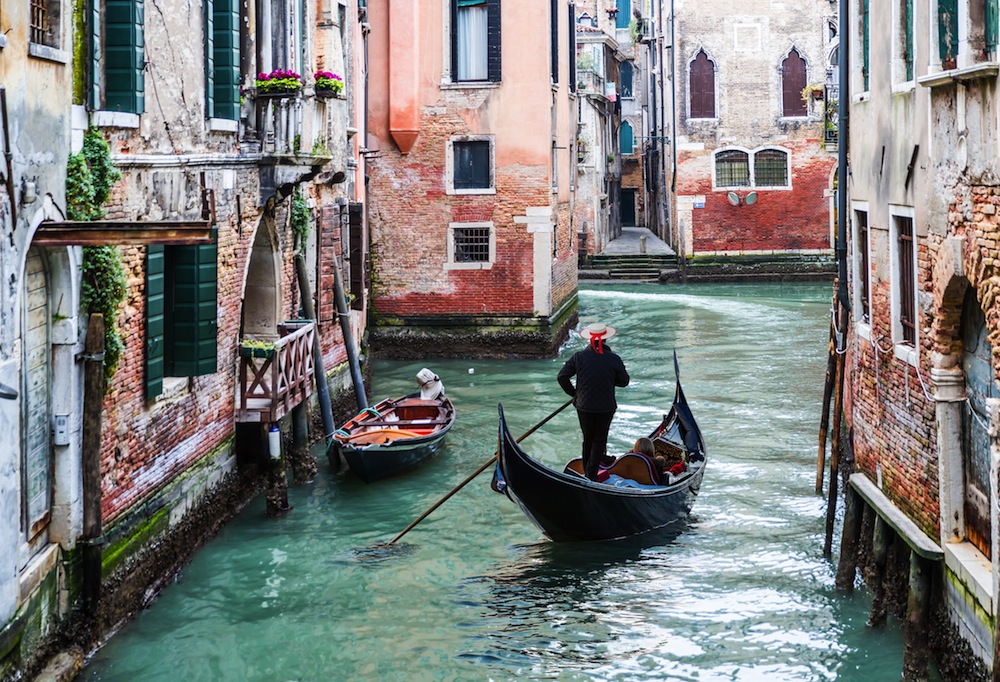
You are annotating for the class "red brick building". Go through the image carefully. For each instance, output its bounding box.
[364,0,580,358]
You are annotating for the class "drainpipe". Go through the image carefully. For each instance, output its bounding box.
[669,0,684,281]
[836,0,850,325]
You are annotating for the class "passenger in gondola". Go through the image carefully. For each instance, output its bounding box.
[557,322,630,481]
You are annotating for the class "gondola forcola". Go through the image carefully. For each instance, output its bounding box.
[492,357,707,542]
[329,369,456,483]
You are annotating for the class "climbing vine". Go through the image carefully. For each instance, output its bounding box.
[67,127,126,385]
[291,186,311,252]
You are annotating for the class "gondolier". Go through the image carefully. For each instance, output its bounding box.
[557,322,630,481]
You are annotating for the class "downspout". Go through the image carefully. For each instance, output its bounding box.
[836,0,850,323]
[669,0,684,280]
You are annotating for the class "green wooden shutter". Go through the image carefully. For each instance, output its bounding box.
[89,0,101,109]
[939,0,958,67]
[204,0,215,119]
[616,0,630,29]
[550,0,558,84]
[487,0,501,82]
[905,0,913,80]
[862,0,870,90]
[213,0,240,119]
[105,0,145,113]
[988,0,998,60]
[146,245,165,399]
[568,3,576,92]
[166,234,218,376]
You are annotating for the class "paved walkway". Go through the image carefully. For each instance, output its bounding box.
[600,226,675,256]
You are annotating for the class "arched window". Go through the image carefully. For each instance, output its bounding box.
[754,149,789,187]
[620,121,634,154]
[715,149,749,187]
[689,49,715,119]
[781,48,807,117]
[620,61,634,98]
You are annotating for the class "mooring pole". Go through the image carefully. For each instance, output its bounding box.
[835,484,863,590]
[903,552,931,680]
[81,314,105,610]
[869,514,891,628]
[332,249,367,411]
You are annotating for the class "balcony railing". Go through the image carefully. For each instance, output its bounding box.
[237,320,316,424]
[824,84,839,146]
[578,68,606,96]
[253,91,341,157]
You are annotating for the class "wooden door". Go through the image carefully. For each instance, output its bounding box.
[22,248,51,557]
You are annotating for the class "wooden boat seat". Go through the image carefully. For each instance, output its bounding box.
[344,428,426,444]
[355,418,448,427]
[563,454,661,486]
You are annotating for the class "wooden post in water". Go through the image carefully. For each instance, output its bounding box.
[835,484,863,590]
[903,551,931,680]
[817,287,838,493]
[823,296,848,557]
[868,514,891,628]
[289,403,315,482]
[266,422,290,516]
[81,314,105,610]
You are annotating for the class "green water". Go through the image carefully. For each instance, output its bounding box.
[82,282,906,681]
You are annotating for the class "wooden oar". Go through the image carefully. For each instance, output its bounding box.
[384,398,574,545]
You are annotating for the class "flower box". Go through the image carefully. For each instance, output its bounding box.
[255,69,305,96]
[314,71,344,96]
[240,341,276,358]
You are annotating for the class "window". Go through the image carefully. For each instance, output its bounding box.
[861,0,870,89]
[616,0,630,29]
[714,149,750,187]
[205,0,240,120]
[988,0,999,61]
[689,49,715,119]
[620,121,634,154]
[550,0,559,84]
[145,238,219,399]
[715,148,790,188]
[753,149,788,187]
[970,0,999,62]
[452,0,501,82]
[781,48,807,117]
[853,207,871,323]
[567,3,576,92]
[30,0,61,51]
[91,0,146,113]
[894,0,914,82]
[620,61,633,98]
[447,222,496,270]
[449,138,494,192]
[890,210,917,348]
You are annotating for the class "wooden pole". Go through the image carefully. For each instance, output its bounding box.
[823,300,848,558]
[869,514,890,628]
[817,286,838,493]
[903,551,931,680]
[81,314,105,611]
[835,484,863,590]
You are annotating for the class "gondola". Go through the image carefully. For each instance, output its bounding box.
[331,381,456,483]
[492,365,706,542]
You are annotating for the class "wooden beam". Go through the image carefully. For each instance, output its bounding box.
[32,220,213,246]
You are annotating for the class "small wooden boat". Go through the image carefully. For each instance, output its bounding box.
[493,362,706,542]
[331,392,456,483]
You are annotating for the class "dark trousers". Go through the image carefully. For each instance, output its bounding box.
[577,410,615,480]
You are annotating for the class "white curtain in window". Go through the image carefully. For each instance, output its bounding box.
[457,5,489,81]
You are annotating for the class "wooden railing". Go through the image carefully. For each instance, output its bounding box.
[237,320,316,424]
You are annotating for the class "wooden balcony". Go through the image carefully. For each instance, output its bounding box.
[236,321,316,424]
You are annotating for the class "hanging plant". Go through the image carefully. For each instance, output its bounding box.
[66,127,126,386]
[291,186,311,252]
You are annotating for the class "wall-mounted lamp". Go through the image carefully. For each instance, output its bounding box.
[727,192,740,206]
[746,191,758,206]
[0,381,18,400]
[23,181,36,204]
[727,191,759,207]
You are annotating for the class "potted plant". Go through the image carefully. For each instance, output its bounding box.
[800,83,824,103]
[314,71,344,96]
[255,69,304,96]
[240,338,277,358]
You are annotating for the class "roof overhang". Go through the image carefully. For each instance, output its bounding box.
[32,220,214,246]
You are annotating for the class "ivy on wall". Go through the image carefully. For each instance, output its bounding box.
[291,186,311,253]
[67,128,126,385]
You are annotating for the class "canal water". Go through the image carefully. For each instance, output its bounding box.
[82,282,907,681]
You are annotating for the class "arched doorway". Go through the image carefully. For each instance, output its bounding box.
[242,216,281,340]
[21,246,51,562]
[960,285,996,559]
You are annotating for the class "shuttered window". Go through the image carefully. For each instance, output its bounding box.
[105,0,145,113]
[781,48,807,117]
[452,0,500,82]
[895,215,916,346]
[689,49,715,119]
[938,0,958,67]
[621,61,633,98]
[567,3,575,93]
[620,121,634,154]
[903,0,914,80]
[454,140,491,189]
[616,0,629,29]
[861,0,870,88]
[205,0,240,120]
[855,210,870,322]
[89,0,101,109]
[987,0,999,60]
[550,0,558,84]
[715,150,750,187]
[145,235,218,400]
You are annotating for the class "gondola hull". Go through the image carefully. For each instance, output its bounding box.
[495,378,706,542]
[331,393,456,483]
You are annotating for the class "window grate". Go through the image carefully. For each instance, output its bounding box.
[754,149,788,187]
[715,150,749,187]
[454,227,490,262]
[30,0,48,44]
[897,216,916,345]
